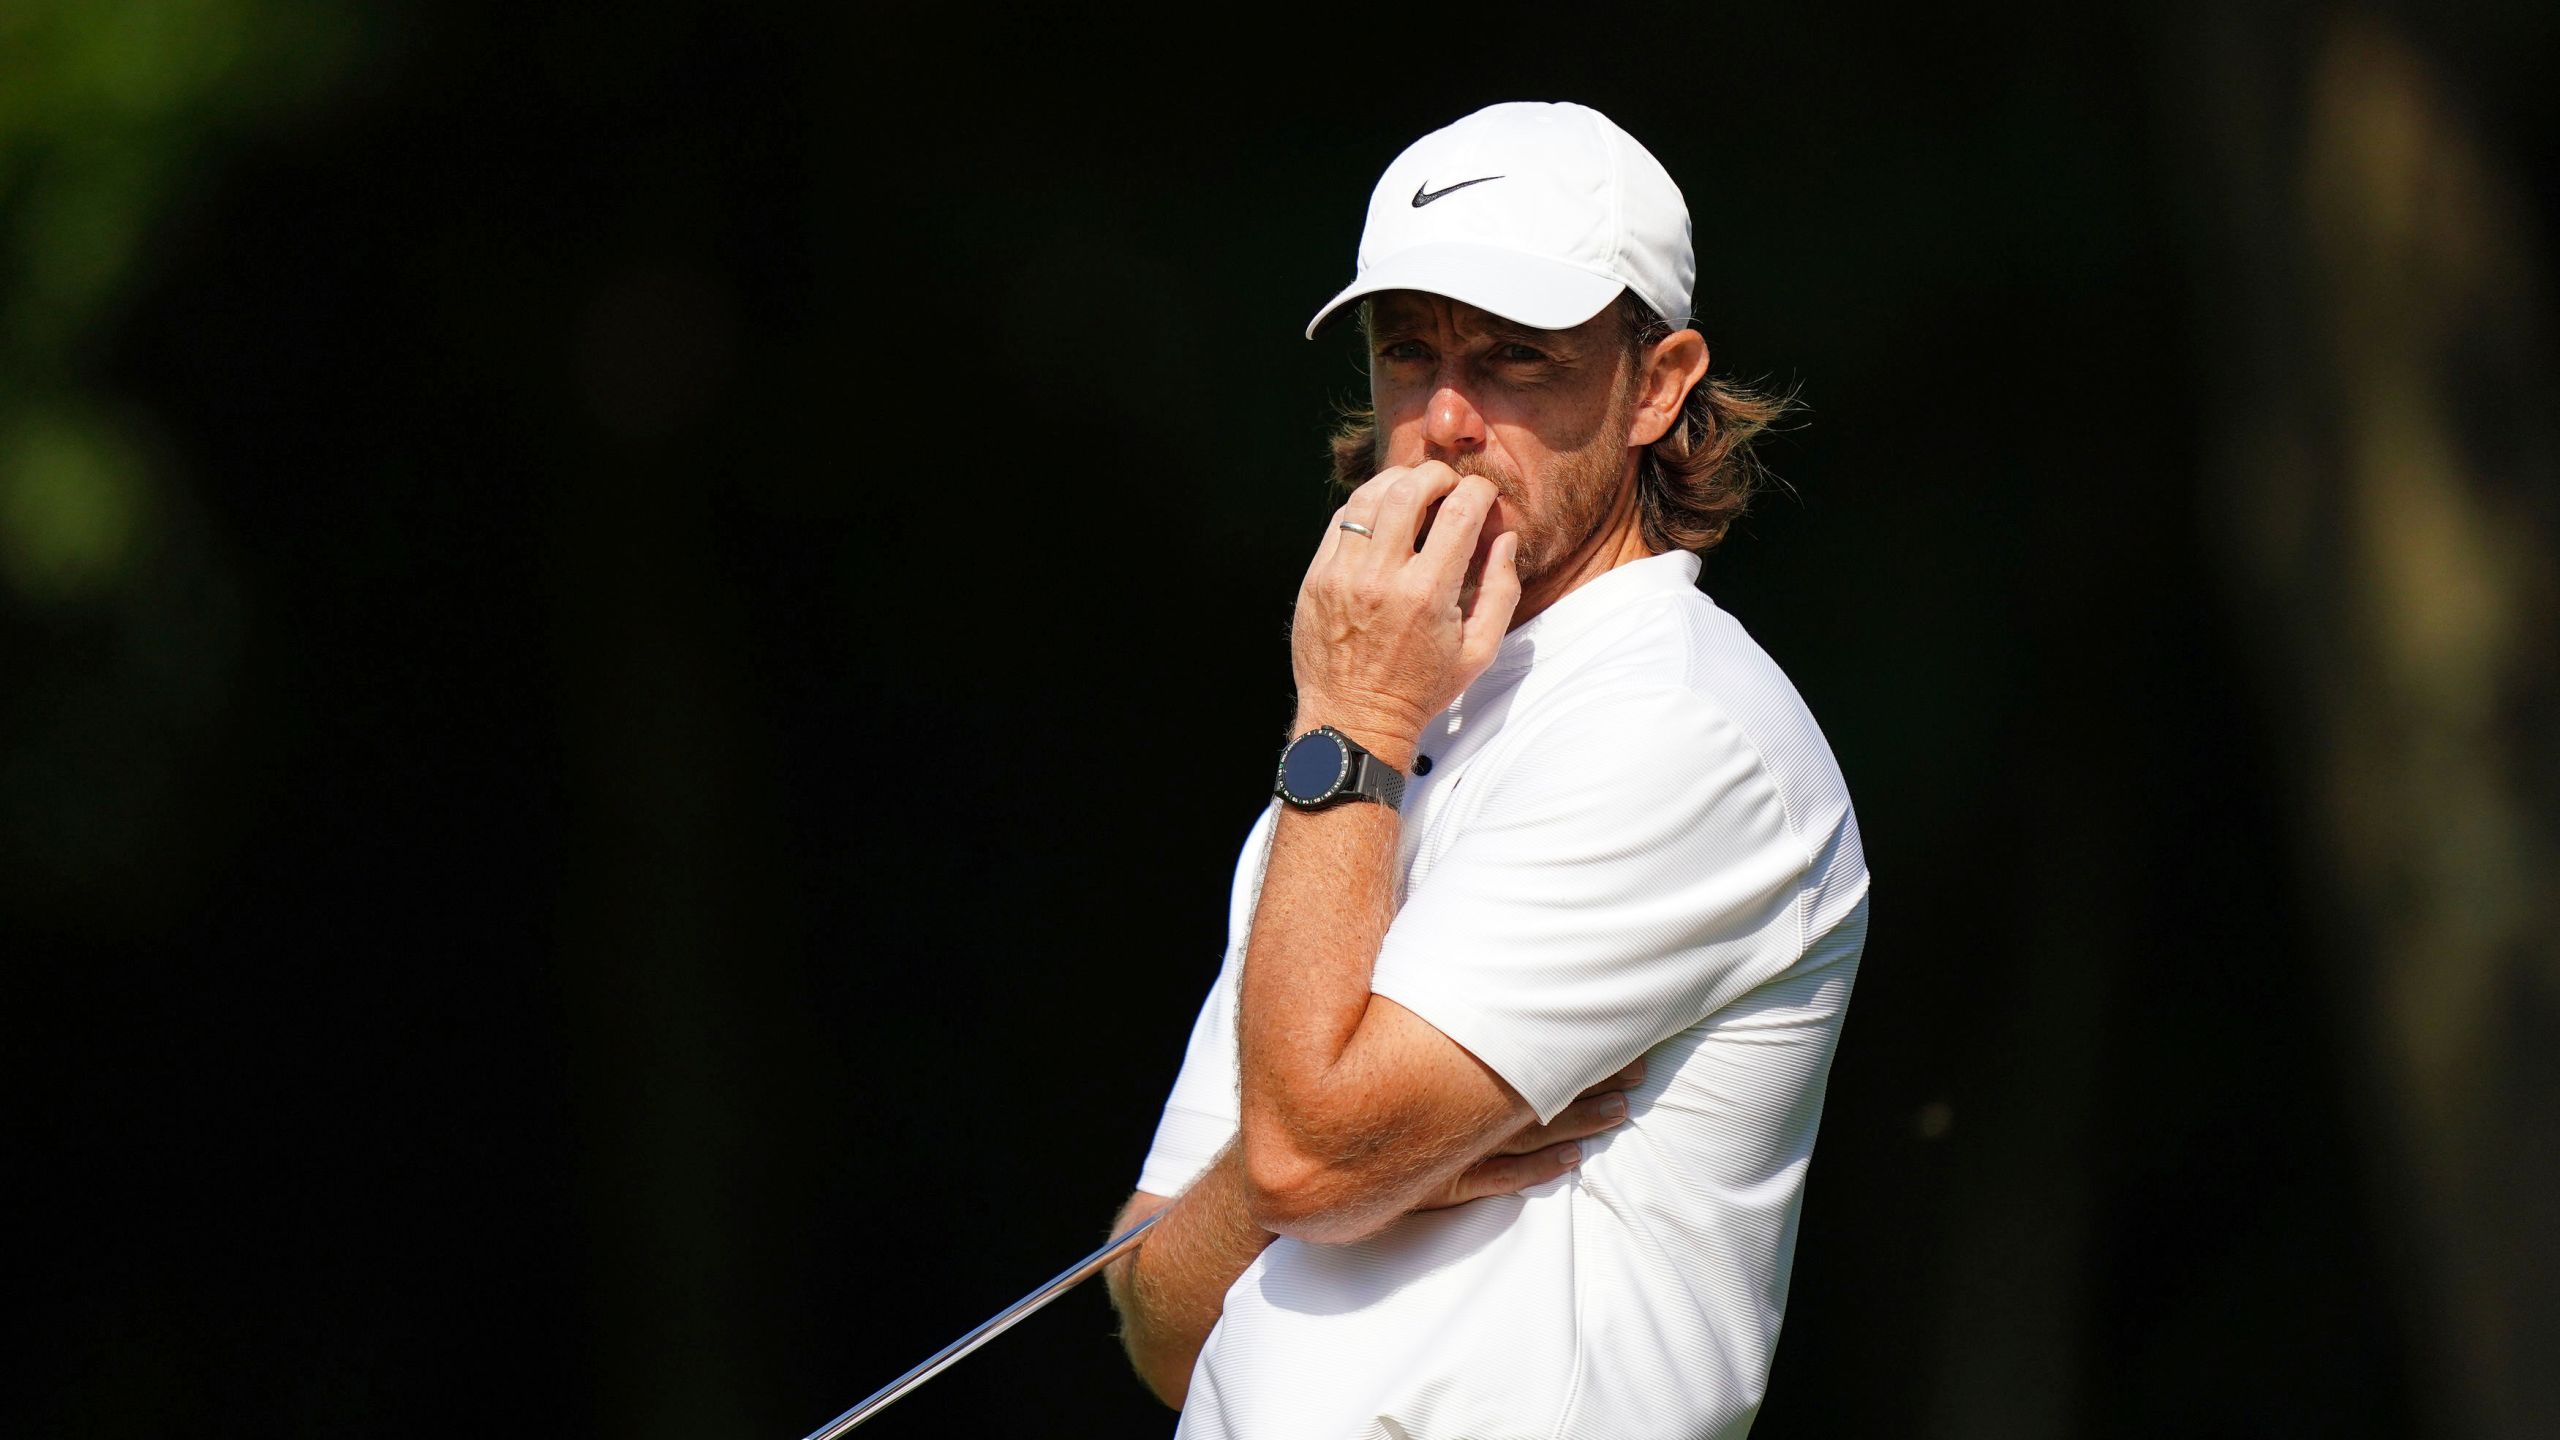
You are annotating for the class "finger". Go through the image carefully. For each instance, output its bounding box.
[1459,529,1523,662]
[1547,1089,1632,1141]
[1366,460,1463,560]
[1316,470,1408,571]
[1492,1090,1630,1155]
[1574,1057,1647,1100]
[1417,474,1499,583]
[1309,501,1364,573]
[1338,466,1408,526]
[1445,1139,1586,1204]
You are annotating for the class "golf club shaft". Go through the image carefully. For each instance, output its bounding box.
[801,1210,1161,1438]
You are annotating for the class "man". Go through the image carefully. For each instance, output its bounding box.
[1104,101,1868,1439]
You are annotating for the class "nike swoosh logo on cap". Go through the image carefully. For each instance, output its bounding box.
[1411,175,1503,207]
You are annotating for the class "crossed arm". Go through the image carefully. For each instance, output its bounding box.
[1101,793,1638,1404]
[1235,794,1541,1238]
[1102,463,1637,1406]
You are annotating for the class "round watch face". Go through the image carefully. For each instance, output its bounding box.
[1279,730,1351,805]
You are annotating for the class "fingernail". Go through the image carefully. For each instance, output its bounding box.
[1600,1094,1627,1119]
[1557,1145,1582,1167]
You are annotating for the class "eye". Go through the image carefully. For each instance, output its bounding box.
[1377,339,1431,363]
[1495,342,1550,363]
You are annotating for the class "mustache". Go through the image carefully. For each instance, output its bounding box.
[1369,439,1525,502]
[1441,455,1525,500]
[1392,456,1525,512]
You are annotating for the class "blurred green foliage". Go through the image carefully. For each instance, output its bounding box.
[0,407,149,600]
[1,2,378,926]
[0,0,364,601]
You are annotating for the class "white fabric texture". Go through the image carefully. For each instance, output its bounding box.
[1136,549,1868,1439]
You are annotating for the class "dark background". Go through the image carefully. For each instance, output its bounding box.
[8,3,2556,1437]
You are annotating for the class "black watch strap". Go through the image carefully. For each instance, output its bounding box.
[1344,746,1407,810]
[1275,726,1406,811]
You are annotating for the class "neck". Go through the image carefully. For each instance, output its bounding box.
[1507,470,1655,629]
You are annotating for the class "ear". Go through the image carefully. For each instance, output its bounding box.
[1627,330,1710,447]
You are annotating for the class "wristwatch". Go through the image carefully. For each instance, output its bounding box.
[1274,725,1406,811]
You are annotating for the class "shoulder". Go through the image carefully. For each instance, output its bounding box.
[1507,590,1799,772]
[1496,586,1857,859]
[1509,675,1748,779]
[1456,679,1785,875]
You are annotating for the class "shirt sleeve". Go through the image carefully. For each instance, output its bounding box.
[1133,804,1276,1197]
[1370,686,1811,1124]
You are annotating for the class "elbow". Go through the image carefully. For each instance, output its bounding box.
[1116,1322,1193,1411]
[1131,1348,1190,1411]
[1105,1255,1192,1411]
[1239,1124,1393,1244]
[1237,1148,1320,1238]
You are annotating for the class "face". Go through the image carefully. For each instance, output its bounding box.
[1364,292,1640,587]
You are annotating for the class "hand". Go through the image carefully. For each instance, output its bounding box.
[1291,461,1522,767]
[1413,1059,1646,1213]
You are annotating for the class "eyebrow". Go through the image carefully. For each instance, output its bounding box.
[1364,304,1428,336]
[1366,305,1576,348]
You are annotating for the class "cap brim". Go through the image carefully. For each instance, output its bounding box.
[1303,243,1627,340]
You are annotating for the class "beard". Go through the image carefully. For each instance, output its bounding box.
[1385,434,1632,593]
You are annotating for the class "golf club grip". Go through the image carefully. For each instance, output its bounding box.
[800,1210,1163,1438]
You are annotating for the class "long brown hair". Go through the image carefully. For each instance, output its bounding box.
[1327,294,1795,553]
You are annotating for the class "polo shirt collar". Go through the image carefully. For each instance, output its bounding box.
[1485,548,1703,676]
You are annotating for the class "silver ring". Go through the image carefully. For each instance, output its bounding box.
[1338,521,1374,538]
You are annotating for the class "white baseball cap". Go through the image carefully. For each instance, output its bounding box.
[1304,101,1696,340]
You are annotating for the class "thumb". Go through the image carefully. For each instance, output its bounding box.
[1461,531,1523,661]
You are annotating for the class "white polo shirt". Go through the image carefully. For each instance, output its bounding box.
[1138,549,1868,1440]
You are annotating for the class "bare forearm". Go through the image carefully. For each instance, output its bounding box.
[1236,790,1403,1202]
[1232,461,1532,1239]
[1242,765,1401,1082]
[1103,1147,1272,1409]
[1236,721,1521,1240]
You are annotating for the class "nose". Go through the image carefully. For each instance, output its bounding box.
[1423,381,1486,458]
